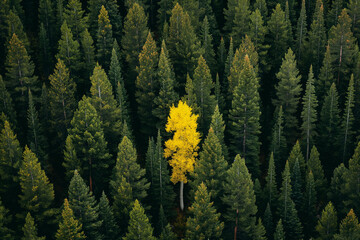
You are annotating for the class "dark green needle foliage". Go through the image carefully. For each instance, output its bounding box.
[317,45,334,103]
[334,209,360,239]
[200,16,216,72]
[185,183,224,240]
[68,170,102,240]
[316,202,338,240]
[63,0,88,42]
[274,219,285,240]
[98,192,119,240]
[80,28,95,81]
[0,197,12,239]
[303,171,317,238]
[270,106,287,171]
[307,146,326,198]
[264,153,278,211]
[22,213,45,240]
[210,105,228,162]
[291,159,303,211]
[287,141,306,177]
[0,75,16,126]
[344,142,360,213]
[96,6,113,68]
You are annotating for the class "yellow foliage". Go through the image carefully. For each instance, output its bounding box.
[164,100,200,184]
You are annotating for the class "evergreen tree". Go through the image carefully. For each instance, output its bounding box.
[232,0,251,46]
[124,200,156,240]
[274,219,285,240]
[153,42,179,132]
[157,0,174,28]
[89,63,121,152]
[39,84,50,132]
[267,4,290,69]
[109,47,123,91]
[5,33,38,112]
[63,0,88,42]
[18,147,55,232]
[270,106,287,171]
[303,170,317,238]
[328,163,349,216]
[224,0,239,33]
[67,96,111,192]
[316,202,338,240]
[287,141,306,176]
[348,0,360,40]
[254,0,268,17]
[263,204,273,239]
[0,197,12,239]
[317,45,334,102]
[22,213,45,240]
[210,105,229,161]
[56,21,81,77]
[274,48,302,144]
[38,23,51,78]
[191,128,228,206]
[229,55,261,177]
[68,170,102,240]
[56,198,86,240]
[193,56,216,135]
[278,161,303,240]
[63,135,79,181]
[116,82,131,132]
[253,218,267,239]
[328,9,358,87]
[135,31,159,137]
[264,153,278,211]
[0,75,16,125]
[6,10,30,51]
[224,37,234,80]
[200,16,216,72]
[291,159,303,211]
[318,83,341,173]
[307,146,327,198]
[122,3,149,82]
[80,28,96,81]
[38,0,55,56]
[96,5,113,68]
[301,66,318,161]
[306,0,326,74]
[214,74,225,113]
[341,75,355,161]
[98,192,118,240]
[327,0,345,28]
[185,183,224,239]
[344,142,360,212]
[159,223,177,240]
[49,59,77,144]
[223,155,257,239]
[334,209,360,239]
[27,89,47,166]
[295,0,307,62]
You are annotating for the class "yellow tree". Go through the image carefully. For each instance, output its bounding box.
[164,100,200,210]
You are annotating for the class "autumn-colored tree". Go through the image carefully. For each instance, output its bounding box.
[164,100,200,210]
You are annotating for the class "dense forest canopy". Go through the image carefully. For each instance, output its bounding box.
[0,0,360,239]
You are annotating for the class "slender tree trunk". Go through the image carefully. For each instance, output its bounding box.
[234,208,238,240]
[180,181,184,211]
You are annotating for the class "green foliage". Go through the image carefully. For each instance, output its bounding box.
[80,28,95,80]
[0,75,16,125]
[56,198,85,240]
[67,96,111,192]
[223,155,257,238]
[232,0,251,46]
[210,105,228,161]
[295,0,307,62]
[63,0,88,42]
[229,55,261,177]
[291,159,303,211]
[344,142,360,212]
[200,16,216,72]
[96,6,113,68]
[274,48,302,144]
[38,23,51,78]
[98,192,119,240]
[263,204,273,239]
[316,202,338,240]
[317,45,334,103]
[287,141,306,176]
[328,163,348,216]
[6,10,30,51]
[22,213,45,240]
[68,171,102,240]
[303,171,317,238]
[307,146,326,198]
[274,219,285,240]
[327,0,345,28]
[264,153,278,211]
[0,197,12,239]
[185,183,224,239]
[348,0,360,40]
[270,106,287,171]
[334,209,360,239]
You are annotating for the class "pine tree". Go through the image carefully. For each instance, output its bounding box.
[67,96,111,192]
[98,192,118,240]
[124,200,156,240]
[38,23,51,78]
[0,75,16,125]
[264,153,278,211]
[307,146,327,198]
[18,147,55,230]
[39,84,50,131]
[229,55,261,177]
[224,0,239,33]
[191,128,228,207]
[317,45,334,102]
[122,3,149,82]
[22,213,45,240]
[274,219,285,240]
[341,75,355,161]
[96,6,113,68]
[185,183,224,239]
[157,0,173,28]
[153,42,179,132]
[291,159,303,211]
[263,204,273,239]
[232,0,251,46]
[316,202,338,240]
[68,170,102,240]
[301,66,318,161]
[109,47,123,91]
[274,48,302,144]
[327,0,345,28]
[56,21,81,77]
[200,16,216,72]
[193,56,216,135]
[278,161,303,240]
[136,31,159,137]
[303,171,317,238]
[344,142,360,212]
[56,198,86,240]
[5,33,38,112]
[63,0,88,42]
[89,63,121,152]
[214,74,225,113]
[0,197,12,239]
[270,106,287,171]
[210,105,229,161]
[224,37,234,80]
[254,0,268,17]
[6,10,30,51]
[318,83,341,173]
[49,58,77,144]
[223,155,257,239]
[253,218,267,239]
[63,135,79,181]
[328,163,349,216]
[328,9,358,87]
[159,223,177,240]
[80,28,95,81]
[348,0,360,40]
[306,0,326,74]
[111,136,149,206]
[287,141,306,176]
[295,0,307,62]
[334,209,360,239]
[38,0,55,55]
[267,4,290,69]
[27,89,47,166]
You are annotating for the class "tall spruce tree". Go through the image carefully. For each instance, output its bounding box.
[223,155,257,239]
[229,55,261,177]
[264,153,279,211]
[334,209,360,239]
[96,6,113,68]
[316,202,338,240]
[185,183,224,239]
[80,28,95,81]
[67,96,111,192]
[135,32,159,137]
[344,142,360,212]
[307,146,327,198]
[210,105,229,162]
[327,0,345,28]
[0,75,16,125]
[63,0,88,42]
[109,47,123,91]
[6,10,30,52]
[301,66,318,161]
[270,106,287,172]
[303,170,317,238]
[200,16,216,72]
[68,171,102,240]
[98,192,119,240]
[295,0,307,62]
[274,48,302,144]
[38,23,51,78]
[287,141,306,176]
[274,219,285,240]
[22,213,45,240]
[317,45,334,103]
[0,197,12,239]
[348,0,360,40]
[232,0,251,46]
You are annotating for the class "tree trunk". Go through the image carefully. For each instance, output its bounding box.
[180,181,184,211]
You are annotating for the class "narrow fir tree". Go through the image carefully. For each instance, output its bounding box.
[62,135,80,181]
[348,0,360,40]
[334,209,360,239]
[210,105,229,162]
[317,45,334,103]
[316,202,338,240]
[327,0,345,28]
[109,47,123,91]
[200,16,216,72]
[232,0,251,46]
[224,37,234,80]
[274,219,285,240]
[291,159,303,211]
[263,204,273,239]
[264,153,278,211]
[307,146,327,198]
[63,0,88,42]
[0,197,12,239]
[98,192,119,240]
[38,23,51,78]
[303,170,317,238]
[328,163,349,216]
[80,28,95,81]
[270,106,287,172]
[0,75,16,125]
[185,183,224,239]
[295,0,307,62]
[344,142,360,212]
[6,10,30,51]
[287,141,306,176]
[217,37,226,78]
[96,6,113,68]
[22,213,45,240]
[254,0,268,17]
